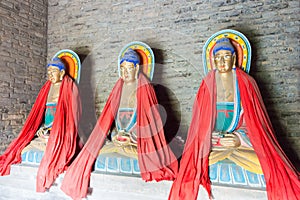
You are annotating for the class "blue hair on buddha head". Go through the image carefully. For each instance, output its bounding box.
[213,38,235,55]
[47,57,65,71]
[120,48,140,67]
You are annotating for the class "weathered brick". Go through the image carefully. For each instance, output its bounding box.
[1,0,299,165]
[0,0,47,153]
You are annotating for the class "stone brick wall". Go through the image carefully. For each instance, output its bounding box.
[0,0,47,153]
[1,0,299,168]
[46,0,299,166]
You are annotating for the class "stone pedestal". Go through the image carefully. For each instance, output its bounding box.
[0,164,267,200]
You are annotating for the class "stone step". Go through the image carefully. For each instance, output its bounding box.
[0,184,69,200]
[0,164,268,200]
[0,164,71,200]
[89,172,171,200]
[89,172,267,200]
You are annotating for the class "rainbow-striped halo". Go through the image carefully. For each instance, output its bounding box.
[118,41,155,81]
[202,29,251,75]
[52,49,82,84]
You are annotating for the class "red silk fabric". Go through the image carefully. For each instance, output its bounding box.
[168,68,299,200]
[168,71,216,200]
[237,69,300,200]
[137,74,178,181]
[61,74,178,200]
[0,76,81,192]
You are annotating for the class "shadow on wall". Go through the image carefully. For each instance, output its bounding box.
[152,48,185,159]
[75,49,98,145]
[243,28,299,170]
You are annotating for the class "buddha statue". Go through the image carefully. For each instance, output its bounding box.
[209,38,262,174]
[168,30,300,200]
[99,48,140,158]
[0,50,82,193]
[60,42,178,200]
[22,58,67,151]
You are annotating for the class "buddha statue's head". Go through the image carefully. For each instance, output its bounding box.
[119,48,140,84]
[46,58,66,84]
[213,38,236,73]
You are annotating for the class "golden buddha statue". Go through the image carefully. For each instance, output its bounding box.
[60,43,178,200]
[0,50,82,193]
[22,59,67,151]
[168,30,300,200]
[209,40,262,174]
[99,48,141,159]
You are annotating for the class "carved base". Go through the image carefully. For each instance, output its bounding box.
[0,164,267,200]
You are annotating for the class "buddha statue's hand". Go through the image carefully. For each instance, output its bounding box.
[112,130,137,147]
[36,126,50,140]
[212,131,225,145]
[219,133,241,148]
[212,132,241,151]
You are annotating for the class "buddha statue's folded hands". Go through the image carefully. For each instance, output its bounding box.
[212,132,241,151]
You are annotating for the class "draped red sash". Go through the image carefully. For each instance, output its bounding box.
[61,74,178,200]
[0,76,81,192]
[237,69,300,200]
[168,68,299,200]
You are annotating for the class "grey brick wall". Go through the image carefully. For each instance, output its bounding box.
[1,0,299,168]
[0,0,47,152]
[47,0,299,166]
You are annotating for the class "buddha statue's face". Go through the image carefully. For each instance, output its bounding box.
[214,50,236,73]
[120,61,139,84]
[47,66,65,84]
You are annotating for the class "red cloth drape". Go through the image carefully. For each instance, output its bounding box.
[168,68,299,200]
[237,69,300,200]
[168,71,215,200]
[137,74,178,181]
[0,76,81,192]
[61,74,178,200]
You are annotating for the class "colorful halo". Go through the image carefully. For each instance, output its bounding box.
[202,29,251,75]
[118,41,155,81]
[52,49,82,84]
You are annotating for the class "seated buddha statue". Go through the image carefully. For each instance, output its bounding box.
[0,50,82,193]
[168,30,300,200]
[22,58,67,151]
[60,42,178,200]
[208,38,262,174]
[99,48,140,158]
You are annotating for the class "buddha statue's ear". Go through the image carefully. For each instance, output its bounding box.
[118,42,155,81]
[135,64,139,79]
[60,69,66,81]
[52,49,82,84]
[203,30,252,74]
[232,53,236,67]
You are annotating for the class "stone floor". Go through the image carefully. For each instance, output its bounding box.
[0,164,267,200]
